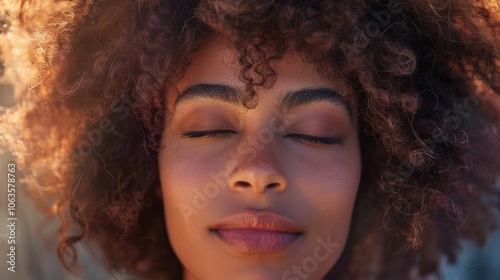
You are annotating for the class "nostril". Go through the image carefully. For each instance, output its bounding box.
[235,181,251,187]
[266,182,280,189]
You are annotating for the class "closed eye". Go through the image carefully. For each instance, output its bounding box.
[182,130,341,145]
[285,134,342,145]
[182,130,235,139]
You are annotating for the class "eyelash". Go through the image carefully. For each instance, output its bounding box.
[182,130,341,145]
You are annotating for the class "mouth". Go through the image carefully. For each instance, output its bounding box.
[208,210,305,254]
[210,229,303,254]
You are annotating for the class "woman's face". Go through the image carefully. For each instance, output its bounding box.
[158,38,361,280]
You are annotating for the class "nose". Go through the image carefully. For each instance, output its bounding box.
[227,141,287,194]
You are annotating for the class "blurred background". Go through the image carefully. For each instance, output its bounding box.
[0,84,121,280]
[0,155,126,280]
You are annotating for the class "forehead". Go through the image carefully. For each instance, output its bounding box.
[168,37,357,112]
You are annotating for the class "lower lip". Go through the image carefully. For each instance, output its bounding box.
[212,229,302,254]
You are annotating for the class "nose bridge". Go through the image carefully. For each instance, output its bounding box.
[244,135,276,167]
[228,131,287,193]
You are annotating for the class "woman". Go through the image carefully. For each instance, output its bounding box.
[1,0,499,279]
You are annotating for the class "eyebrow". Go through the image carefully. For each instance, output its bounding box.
[173,84,243,109]
[277,88,352,120]
[173,83,352,121]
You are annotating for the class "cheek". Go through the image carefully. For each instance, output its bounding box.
[311,154,361,210]
[158,144,209,265]
[157,132,230,245]
[276,147,360,276]
[159,140,230,210]
[303,168,360,234]
[290,135,361,208]
[158,144,205,226]
[290,137,361,243]
[307,164,360,242]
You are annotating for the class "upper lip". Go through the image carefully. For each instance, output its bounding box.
[208,210,305,233]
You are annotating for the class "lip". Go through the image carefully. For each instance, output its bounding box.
[208,210,304,254]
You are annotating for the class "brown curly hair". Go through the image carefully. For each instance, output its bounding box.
[1,0,500,279]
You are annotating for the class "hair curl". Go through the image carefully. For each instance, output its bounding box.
[1,0,500,279]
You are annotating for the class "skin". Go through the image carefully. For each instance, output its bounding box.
[158,37,362,280]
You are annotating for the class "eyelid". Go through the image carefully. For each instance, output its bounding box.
[285,133,342,145]
[173,111,239,133]
[182,130,236,139]
[182,130,342,146]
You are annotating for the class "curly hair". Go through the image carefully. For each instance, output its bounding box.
[1,0,500,279]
